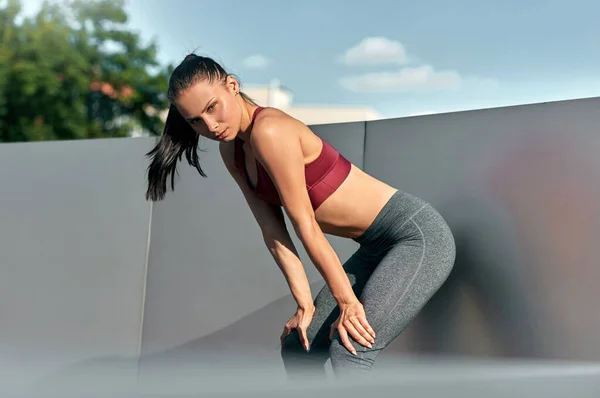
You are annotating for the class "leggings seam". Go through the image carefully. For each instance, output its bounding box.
[358,202,429,258]
[373,215,427,334]
[402,203,429,228]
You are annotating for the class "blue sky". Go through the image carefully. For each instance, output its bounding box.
[21,0,600,119]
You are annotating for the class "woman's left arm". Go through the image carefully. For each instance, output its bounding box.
[251,113,376,353]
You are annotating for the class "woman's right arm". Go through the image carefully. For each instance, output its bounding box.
[219,142,315,311]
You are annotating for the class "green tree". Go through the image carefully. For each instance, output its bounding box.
[0,0,171,142]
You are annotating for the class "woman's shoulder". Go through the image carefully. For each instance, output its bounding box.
[251,107,307,143]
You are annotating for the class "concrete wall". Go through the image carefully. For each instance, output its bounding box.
[1,97,599,393]
[0,138,154,392]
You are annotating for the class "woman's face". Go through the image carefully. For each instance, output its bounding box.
[174,76,242,143]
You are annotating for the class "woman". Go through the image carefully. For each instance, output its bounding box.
[145,54,456,378]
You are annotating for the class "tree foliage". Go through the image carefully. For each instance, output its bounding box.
[0,0,171,142]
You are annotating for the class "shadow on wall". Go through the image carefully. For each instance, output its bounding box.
[396,129,600,361]
[391,197,542,359]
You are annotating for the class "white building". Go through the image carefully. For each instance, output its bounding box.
[131,79,382,137]
[242,79,382,125]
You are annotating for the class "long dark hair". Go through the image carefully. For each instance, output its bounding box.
[145,54,257,201]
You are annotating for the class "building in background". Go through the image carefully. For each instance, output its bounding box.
[132,79,382,137]
[242,79,382,125]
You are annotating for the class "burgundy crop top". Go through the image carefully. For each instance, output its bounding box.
[234,107,352,210]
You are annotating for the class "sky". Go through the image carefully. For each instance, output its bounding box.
[19,0,600,119]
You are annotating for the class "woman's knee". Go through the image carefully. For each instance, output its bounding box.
[280,330,306,357]
[328,335,378,372]
[280,330,327,358]
[280,330,330,377]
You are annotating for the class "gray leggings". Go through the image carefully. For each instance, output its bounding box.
[280,190,456,378]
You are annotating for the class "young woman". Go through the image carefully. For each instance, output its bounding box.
[145,54,456,378]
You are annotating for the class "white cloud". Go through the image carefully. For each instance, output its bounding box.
[337,35,498,94]
[242,54,270,69]
[340,37,409,66]
[339,65,463,93]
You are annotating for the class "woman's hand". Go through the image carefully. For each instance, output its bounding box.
[329,301,376,355]
[280,305,316,351]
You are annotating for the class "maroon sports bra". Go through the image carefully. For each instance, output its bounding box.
[234,107,351,210]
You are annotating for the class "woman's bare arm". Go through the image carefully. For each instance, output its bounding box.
[219,142,314,311]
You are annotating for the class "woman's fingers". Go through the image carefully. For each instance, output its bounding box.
[298,325,310,351]
[337,326,356,355]
[280,325,291,344]
[330,303,378,355]
[359,316,376,341]
[355,316,376,342]
[344,319,373,348]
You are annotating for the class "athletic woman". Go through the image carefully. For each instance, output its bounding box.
[145,54,456,378]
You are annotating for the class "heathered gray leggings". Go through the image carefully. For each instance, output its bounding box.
[280,189,456,378]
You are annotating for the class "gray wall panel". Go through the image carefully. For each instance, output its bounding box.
[0,137,154,391]
[362,97,600,360]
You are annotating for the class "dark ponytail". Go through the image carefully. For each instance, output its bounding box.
[145,104,206,201]
[144,53,256,201]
